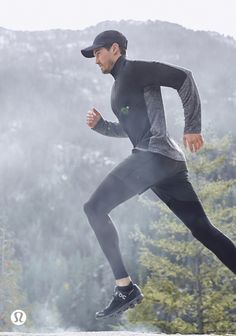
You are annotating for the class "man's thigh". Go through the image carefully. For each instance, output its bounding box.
[87,172,142,215]
[151,169,200,202]
[151,169,207,224]
[108,150,187,196]
[88,151,188,214]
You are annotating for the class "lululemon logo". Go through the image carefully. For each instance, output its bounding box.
[11,310,27,325]
[120,106,130,115]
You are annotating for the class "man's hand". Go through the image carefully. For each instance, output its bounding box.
[86,107,102,128]
[183,133,204,153]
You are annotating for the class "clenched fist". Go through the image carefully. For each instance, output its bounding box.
[86,107,102,128]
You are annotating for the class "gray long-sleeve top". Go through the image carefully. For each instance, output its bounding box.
[92,55,201,161]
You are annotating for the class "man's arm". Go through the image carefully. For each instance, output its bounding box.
[92,116,128,138]
[86,108,128,138]
[136,61,201,133]
[134,60,204,151]
[166,65,201,135]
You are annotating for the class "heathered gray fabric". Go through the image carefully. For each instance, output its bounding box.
[91,60,201,162]
[92,118,128,137]
[178,70,202,134]
[140,85,186,161]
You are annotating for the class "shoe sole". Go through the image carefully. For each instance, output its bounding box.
[95,293,144,319]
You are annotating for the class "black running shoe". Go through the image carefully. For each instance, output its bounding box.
[95,283,144,319]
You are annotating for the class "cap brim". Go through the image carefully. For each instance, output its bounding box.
[81,43,104,58]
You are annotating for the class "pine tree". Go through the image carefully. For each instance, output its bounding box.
[0,222,28,331]
[126,135,236,334]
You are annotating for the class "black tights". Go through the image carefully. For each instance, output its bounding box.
[84,171,236,279]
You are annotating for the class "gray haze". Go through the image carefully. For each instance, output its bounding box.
[0,20,236,332]
[0,0,236,40]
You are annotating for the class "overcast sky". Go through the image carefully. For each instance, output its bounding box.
[0,0,236,39]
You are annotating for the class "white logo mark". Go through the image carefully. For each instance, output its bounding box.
[11,310,27,325]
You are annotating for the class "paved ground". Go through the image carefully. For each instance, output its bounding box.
[0,333,235,336]
[0,333,162,336]
[0,332,166,336]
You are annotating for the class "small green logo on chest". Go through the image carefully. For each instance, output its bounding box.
[120,105,130,115]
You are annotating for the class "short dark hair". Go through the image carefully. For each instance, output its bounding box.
[104,43,126,56]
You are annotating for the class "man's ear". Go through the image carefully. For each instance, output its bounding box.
[111,43,120,55]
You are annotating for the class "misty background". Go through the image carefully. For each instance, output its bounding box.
[0,19,236,332]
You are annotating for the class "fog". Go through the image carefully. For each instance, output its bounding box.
[0,20,236,332]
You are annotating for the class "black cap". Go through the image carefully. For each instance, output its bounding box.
[81,30,128,58]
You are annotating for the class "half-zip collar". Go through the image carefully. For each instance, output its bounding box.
[110,55,127,80]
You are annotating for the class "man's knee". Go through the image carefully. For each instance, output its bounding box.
[190,215,220,241]
[83,197,108,219]
[83,200,92,217]
[166,198,222,242]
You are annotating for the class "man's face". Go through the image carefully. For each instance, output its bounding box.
[93,44,120,74]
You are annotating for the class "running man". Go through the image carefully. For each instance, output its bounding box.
[81,30,236,319]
